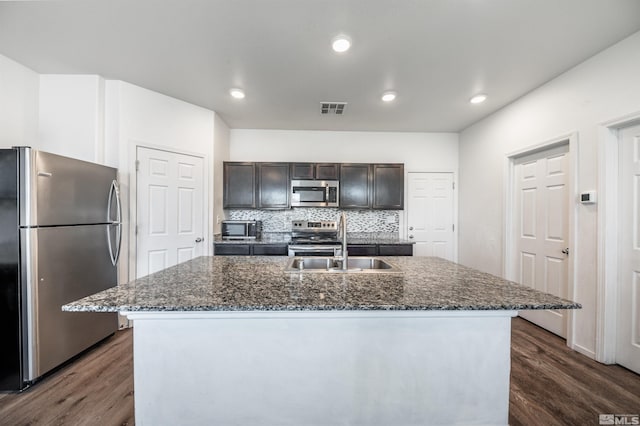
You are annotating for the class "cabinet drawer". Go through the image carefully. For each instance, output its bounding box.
[347,244,378,256]
[214,244,251,256]
[378,244,413,256]
[252,244,288,256]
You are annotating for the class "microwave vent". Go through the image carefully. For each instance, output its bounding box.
[320,102,347,115]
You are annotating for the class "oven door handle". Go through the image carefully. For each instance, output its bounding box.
[288,245,342,251]
[288,245,342,256]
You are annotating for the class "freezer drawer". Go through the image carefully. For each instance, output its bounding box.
[20,149,118,227]
[21,225,118,381]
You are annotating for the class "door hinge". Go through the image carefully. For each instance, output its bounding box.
[452,182,455,190]
[452,224,455,232]
[135,225,138,235]
[135,160,140,172]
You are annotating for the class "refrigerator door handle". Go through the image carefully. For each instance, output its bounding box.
[107,180,122,266]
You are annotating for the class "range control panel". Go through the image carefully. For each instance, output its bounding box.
[291,220,337,231]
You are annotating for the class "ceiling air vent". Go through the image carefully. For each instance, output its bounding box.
[320,102,347,115]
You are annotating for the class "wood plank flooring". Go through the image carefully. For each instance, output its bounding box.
[0,329,134,426]
[0,317,638,425]
[510,317,640,425]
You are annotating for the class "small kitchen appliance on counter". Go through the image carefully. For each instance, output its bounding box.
[287,220,341,256]
[221,220,262,240]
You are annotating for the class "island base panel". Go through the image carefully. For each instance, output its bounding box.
[129,311,514,426]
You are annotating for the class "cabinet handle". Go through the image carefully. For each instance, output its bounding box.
[409,226,414,231]
[409,235,414,239]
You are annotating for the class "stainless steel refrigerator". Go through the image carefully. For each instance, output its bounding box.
[0,147,121,391]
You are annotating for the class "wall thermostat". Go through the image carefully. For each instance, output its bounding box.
[580,191,597,204]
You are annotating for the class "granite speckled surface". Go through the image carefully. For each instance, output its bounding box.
[213,232,414,245]
[63,256,580,313]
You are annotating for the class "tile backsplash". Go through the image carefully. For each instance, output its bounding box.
[226,208,400,233]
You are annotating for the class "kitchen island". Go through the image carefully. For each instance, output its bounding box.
[64,256,579,426]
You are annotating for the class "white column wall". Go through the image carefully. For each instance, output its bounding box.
[458,30,640,358]
[0,54,39,148]
[38,75,105,164]
[213,114,230,235]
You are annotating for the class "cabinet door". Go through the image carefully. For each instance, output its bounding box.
[252,244,288,256]
[315,163,339,180]
[347,244,378,256]
[339,164,371,209]
[378,244,413,256]
[372,164,404,209]
[214,244,251,255]
[291,163,315,179]
[258,163,290,209]
[223,162,256,208]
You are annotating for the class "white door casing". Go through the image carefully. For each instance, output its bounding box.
[136,146,205,277]
[616,124,640,374]
[514,144,570,338]
[407,172,455,260]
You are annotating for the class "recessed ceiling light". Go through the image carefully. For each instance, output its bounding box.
[230,88,245,99]
[469,94,487,104]
[332,36,351,53]
[381,91,397,102]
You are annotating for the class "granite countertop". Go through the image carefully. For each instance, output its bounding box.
[213,233,414,245]
[63,256,580,313]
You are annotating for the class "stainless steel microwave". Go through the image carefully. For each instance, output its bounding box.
[291,180,339,207]
[221,220,262,240]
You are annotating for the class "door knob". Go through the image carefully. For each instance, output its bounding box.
[561,248,569,255]
[409,226,414,230]
[409,235,414,239]
[195,237,204,243]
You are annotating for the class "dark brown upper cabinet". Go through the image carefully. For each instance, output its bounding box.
[372,164,404,209]
[257,163,290,209]
[339,163,372,209]
[291,163,339,180]
[223,162,256,208]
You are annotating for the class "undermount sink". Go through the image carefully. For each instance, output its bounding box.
[285,257,401,273]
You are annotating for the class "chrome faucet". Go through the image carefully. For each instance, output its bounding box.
[334,212,348,270]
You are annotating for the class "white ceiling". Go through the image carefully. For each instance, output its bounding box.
[1,0,640,132]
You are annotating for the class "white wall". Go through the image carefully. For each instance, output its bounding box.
[38,75,105,163]
[213,114,230,234]
[230,130,458,172]
[105,80,216,282]
[458,31,640,358]
[0,54,39,148]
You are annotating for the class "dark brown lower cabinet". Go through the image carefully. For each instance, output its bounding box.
[214,243,288,256]
[378,244,413,256]
[347,244,378,256]
[252,244,288,256]
[214,244,251,256]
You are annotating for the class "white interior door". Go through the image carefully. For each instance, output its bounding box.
[514,144,570,338]
[407,172,454,260]
[136,147,205,277]
[617,124,640,374]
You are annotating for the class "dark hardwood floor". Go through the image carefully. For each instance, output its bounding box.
[0,317,638,425]
[0,329,134,426]
[510,317,640,425]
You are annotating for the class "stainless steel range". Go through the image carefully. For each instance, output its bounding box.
[288,220,341,256]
